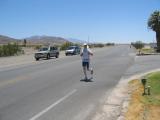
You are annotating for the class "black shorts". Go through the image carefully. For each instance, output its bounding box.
[82,62,89,69]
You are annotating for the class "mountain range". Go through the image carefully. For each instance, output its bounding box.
[25,35,69,45]
[67,38,85,44]
[0,35,19,44]
[0,35,84,45]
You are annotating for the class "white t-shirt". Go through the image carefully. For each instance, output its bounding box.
[81,48,92,62]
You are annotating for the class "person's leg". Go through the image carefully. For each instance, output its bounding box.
[90,67,93,75]
[82,62,87,79]
[87,62,93,75]
[87,62,89,71]
[83,66,87,79]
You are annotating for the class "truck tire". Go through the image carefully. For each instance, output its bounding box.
[47,54,50,59]
[56,53,59,58]
[36,58,39,61]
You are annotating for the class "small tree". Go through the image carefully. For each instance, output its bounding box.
[131,41,144,49]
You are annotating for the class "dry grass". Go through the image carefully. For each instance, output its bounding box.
[126,78,160,120]
[126,80,145,120]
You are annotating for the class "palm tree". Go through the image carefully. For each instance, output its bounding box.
[148,10,160,52]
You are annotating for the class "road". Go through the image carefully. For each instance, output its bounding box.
[0,45,135,120]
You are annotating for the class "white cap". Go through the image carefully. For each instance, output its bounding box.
[83,43,87,46]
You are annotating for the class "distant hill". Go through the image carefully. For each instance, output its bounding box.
[67,38,85,44]
[25,35,69,45]
[0,35,19,44]
[0,35,83,45]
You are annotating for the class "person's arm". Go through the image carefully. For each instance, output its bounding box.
[80,49,83,56]
[88,49,93,56]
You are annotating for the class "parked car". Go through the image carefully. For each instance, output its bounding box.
[35,46,59,61]
[65,46,81,56]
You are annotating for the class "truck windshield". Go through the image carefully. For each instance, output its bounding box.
[39,48,48,51]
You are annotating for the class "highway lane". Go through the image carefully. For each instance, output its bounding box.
[0,45,135,120]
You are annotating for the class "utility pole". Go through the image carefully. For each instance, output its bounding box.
[88,36,90,44]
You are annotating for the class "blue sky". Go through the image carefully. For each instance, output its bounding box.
[0,0,159,43]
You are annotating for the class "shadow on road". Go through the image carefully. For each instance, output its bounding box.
[36,57,56,61]
[80,78,93,82]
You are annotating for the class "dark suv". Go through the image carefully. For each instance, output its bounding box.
[35,46,59,61]
[65,46,81,56]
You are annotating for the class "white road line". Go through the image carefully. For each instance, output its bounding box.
[29,89,77,120]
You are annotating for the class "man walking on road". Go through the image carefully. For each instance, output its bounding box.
[80,43,93,80]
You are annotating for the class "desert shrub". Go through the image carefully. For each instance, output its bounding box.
[96,43,104,47]
[0,46,2,56]
[34,45,42,50]
[0,43,23,57]
[60,42,78,50]
[106,43,115,46]
[131,41,144,49]
[90,43,105,48]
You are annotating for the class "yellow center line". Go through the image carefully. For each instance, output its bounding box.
[0,75,30,87]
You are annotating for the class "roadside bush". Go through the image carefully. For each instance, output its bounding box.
[34,45,42,50]
[0,43,23,57]
[106,43,115,46]
[90,43,105,48]
[131,41,144,49]
[60,42,80,50]
[0,46,2,56]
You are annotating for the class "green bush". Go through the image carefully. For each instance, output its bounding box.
[60,42,80,50]
[34,45,42,50]
[0,46,2,56]
[106,43,115,46]
[0,43,23,57]
[90,43,105,48]
[131,41,144,49]
[96,43,104,47]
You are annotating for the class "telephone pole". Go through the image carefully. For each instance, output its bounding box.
[88,36,90,44]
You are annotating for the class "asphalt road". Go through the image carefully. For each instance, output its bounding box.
[0,45,135,120]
